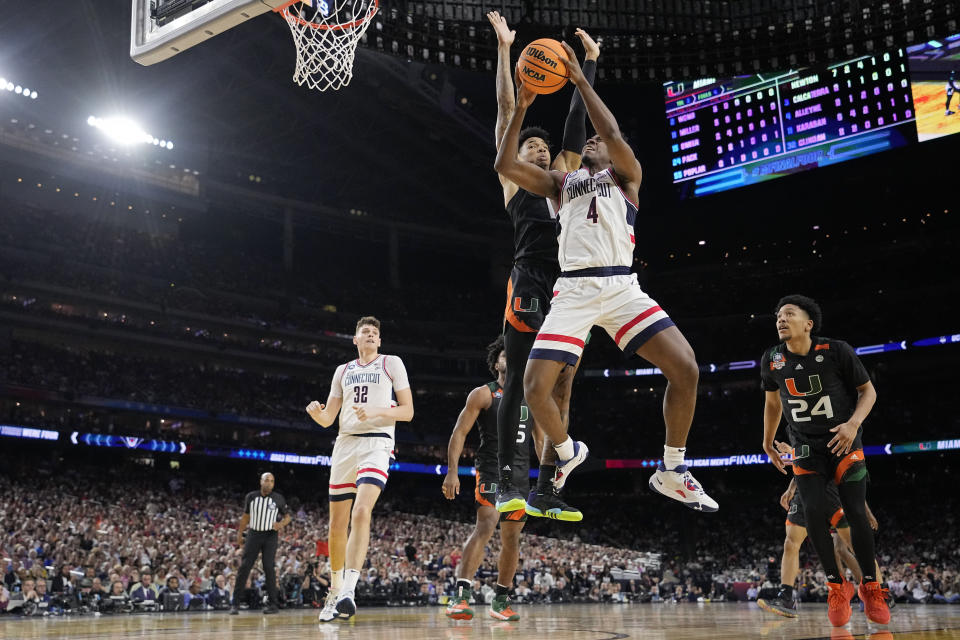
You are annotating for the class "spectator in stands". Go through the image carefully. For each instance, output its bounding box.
[130,572,159,602]
[208,574,231,608]
[51,564,73,594]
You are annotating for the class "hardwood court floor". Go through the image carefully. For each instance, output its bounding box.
[3,602,960,639]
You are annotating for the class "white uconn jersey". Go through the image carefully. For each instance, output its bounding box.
[557,168,638,272]
[330,354,409,438]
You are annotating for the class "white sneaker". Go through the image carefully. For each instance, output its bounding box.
[335,592,356,619]
[318,592,339,622]
[649,463,718,512]
[553,440,588,491]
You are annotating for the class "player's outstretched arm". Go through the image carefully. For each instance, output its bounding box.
[762,390,787,474]
[442,386,490,499]
[494,81,564,199]
[487,10,516,152]
[554,28,599,173]
[559,40,642,188]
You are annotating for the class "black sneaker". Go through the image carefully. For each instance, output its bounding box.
[757,593,798,618]
[495,483,526,513]
[525,488,583,521]
[229,606,239,615]
[263,605,278,615]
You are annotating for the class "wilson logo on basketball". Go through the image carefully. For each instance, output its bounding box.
[524,46,559,69]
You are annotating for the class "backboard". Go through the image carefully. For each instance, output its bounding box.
[130,0,288,66]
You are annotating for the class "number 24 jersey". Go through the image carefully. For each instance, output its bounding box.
[760,337,870,436]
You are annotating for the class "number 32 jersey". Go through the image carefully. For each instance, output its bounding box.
[330,354,410,438]
[760,338,870,436]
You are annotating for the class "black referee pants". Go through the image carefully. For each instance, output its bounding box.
[233,530,279,608]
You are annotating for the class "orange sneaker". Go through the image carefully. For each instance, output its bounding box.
[842,579,856,603]
[827,581,852,627]
[859,581,891,625]
[445,598,474,620]
[489,595,520,621]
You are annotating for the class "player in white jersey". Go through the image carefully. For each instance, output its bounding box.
[494,38,718,512]
[305,316,413,621]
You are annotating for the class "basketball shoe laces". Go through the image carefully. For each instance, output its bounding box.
[827,582,851,626]
[860,581,891,624]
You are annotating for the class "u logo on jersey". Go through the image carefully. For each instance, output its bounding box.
[785,375,823,397]
[513,297,539,313]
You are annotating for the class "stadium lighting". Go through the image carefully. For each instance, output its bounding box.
[0,72,38,98]
[87,114,174,150]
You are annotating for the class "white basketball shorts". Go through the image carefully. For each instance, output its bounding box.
[328,435,394,501]
[529,272,675,365]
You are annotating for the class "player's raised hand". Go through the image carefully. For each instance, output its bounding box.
[441,471,460,500]
[763,441,788,474]
[514,67,536,108]
[559,41,585,85]
[486,11,515,48]
[305,400,326,426]
[574,28,600,61]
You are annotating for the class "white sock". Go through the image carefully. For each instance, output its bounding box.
[341,568,360,594]
[331,568,343,592]
[553,437,575,462]
[663,445,686,471]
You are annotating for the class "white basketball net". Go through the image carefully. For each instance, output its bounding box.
[278,0,379,92]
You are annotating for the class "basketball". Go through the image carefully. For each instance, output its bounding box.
[516,38,568,94]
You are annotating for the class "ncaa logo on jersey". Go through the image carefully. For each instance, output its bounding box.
[815,355,824,362]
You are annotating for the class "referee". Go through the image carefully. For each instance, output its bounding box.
[230,472,291,615]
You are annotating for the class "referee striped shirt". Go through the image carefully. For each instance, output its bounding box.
[244,491,288,532]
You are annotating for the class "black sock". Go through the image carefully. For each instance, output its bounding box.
[537,465,556,492]
[779,584,794,600]
[456,579,472,598]
[495,584,510,597]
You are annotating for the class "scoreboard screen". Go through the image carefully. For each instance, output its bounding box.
[664,48,916,198]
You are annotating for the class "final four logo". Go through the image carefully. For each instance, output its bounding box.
[770,351,786,370]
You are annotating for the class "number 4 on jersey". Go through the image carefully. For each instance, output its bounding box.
[586,198,598,224]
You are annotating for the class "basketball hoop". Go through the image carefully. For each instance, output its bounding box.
[275,0,379,92]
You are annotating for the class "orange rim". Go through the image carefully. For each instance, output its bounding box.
[275,0,379,31]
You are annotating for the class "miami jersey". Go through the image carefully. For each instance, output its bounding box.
[556,167,638,272]
[330,354,410,438]
[760,338,870,437]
